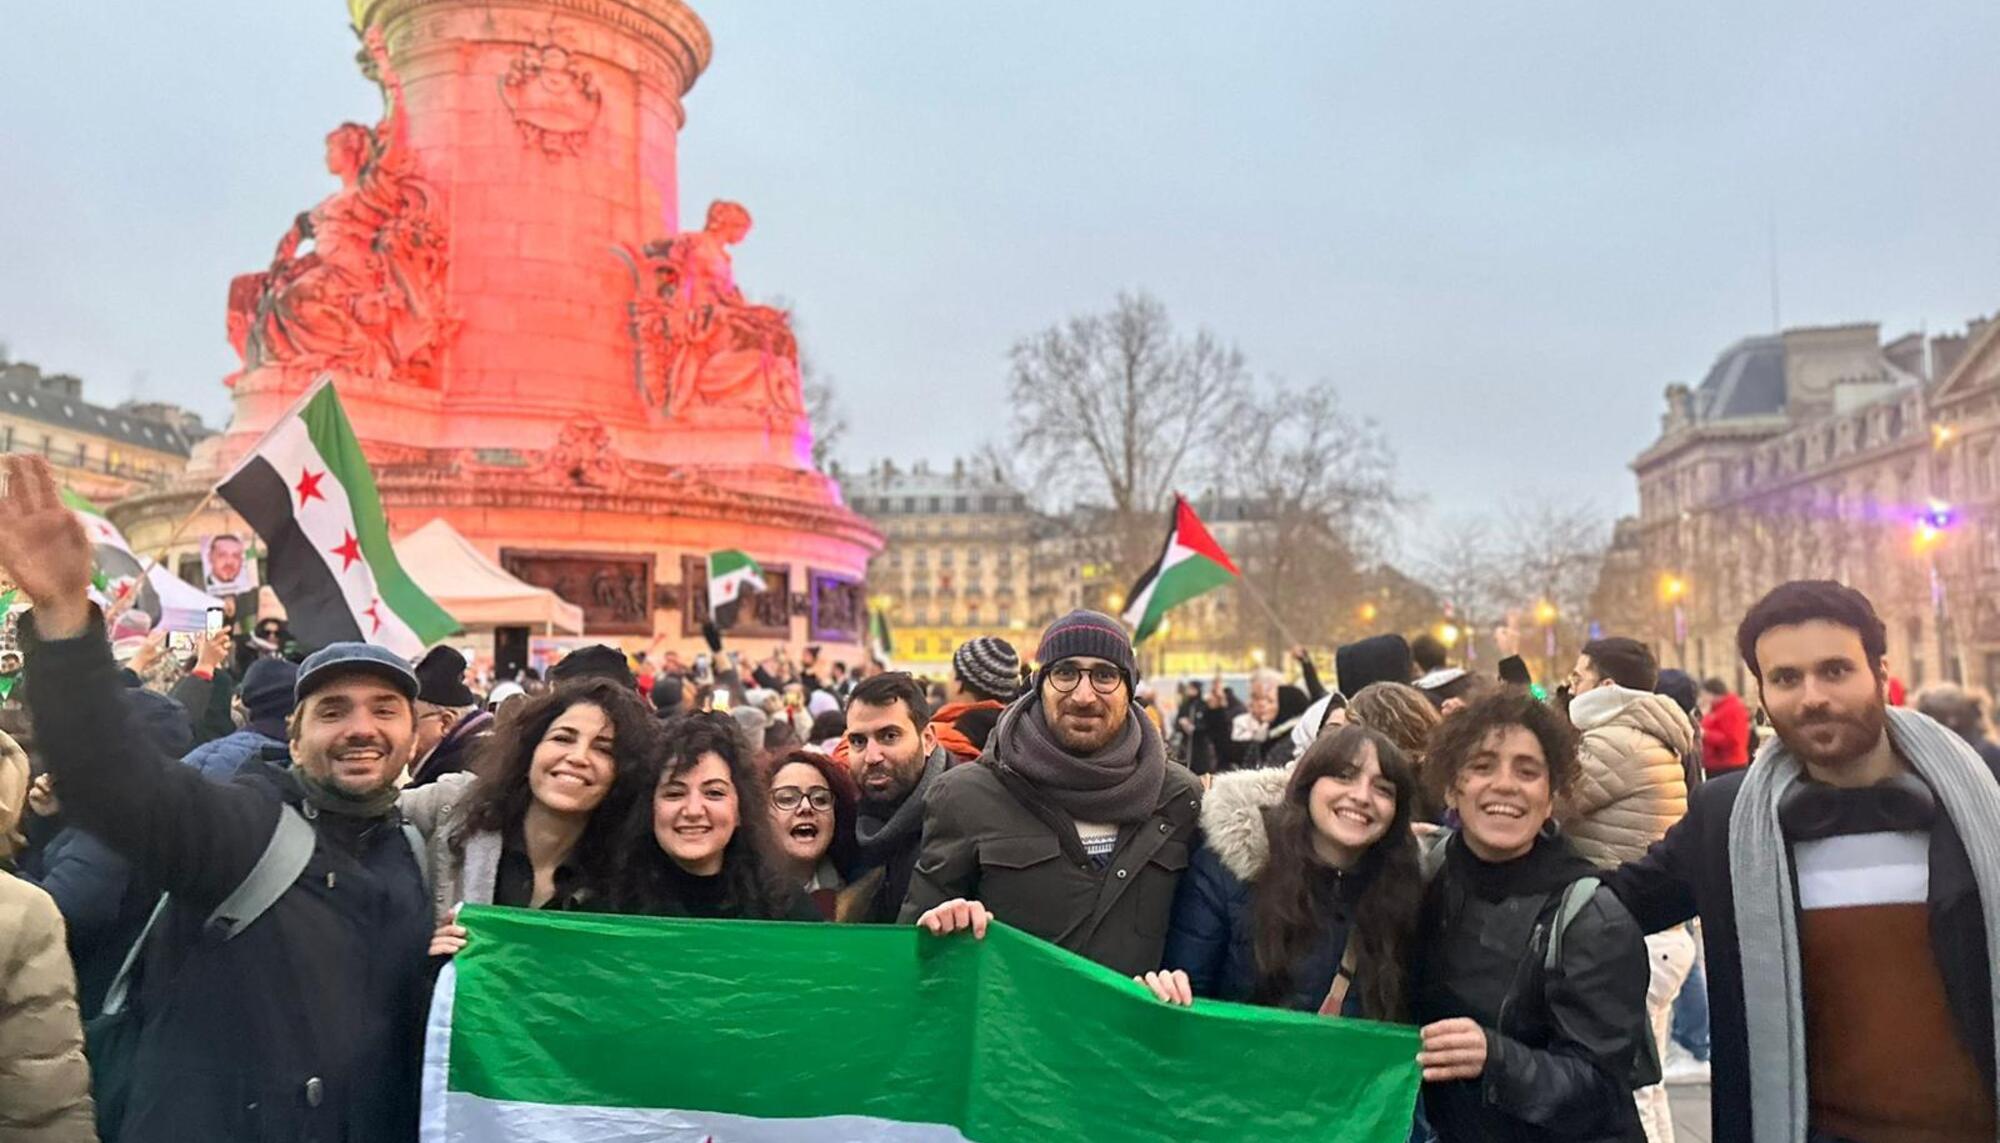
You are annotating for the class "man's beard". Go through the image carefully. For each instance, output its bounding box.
[857,761,918,813]
[1773,699,1888,771]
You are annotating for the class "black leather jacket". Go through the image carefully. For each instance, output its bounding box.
[1412,832,1649,1142]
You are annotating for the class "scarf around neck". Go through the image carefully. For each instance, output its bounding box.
[992,692,1166,825]
[296,767,400,819]
[854,746,946,857]
[1730,706,2000,1143]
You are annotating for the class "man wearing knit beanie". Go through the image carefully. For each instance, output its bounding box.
[903,610,1201,978]
[931,636,1021,763]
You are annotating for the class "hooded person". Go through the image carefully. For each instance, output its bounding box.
[1558,637,1695,1142]
[903,610,1204,976]
[931,636,1020,763]
[407,646,493,787]
[183,657,299,781]
[1297,634,1419,747]
[1221,672,1312,771]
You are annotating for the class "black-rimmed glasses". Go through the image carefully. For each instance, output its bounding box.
[1047,662,1123,694]
[771,786,835,812]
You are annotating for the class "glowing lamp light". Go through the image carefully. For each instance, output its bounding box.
[1534,601,1558,626]
[1914,500,1956,552]
[1249,647,1266,666]
[1660,574,1686,603]
[1358,602,1380,624]
[1933,423,1956,448]
[1107,593,1125,613]
[1437,623,1462,648]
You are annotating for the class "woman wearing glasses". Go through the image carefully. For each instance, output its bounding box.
[763,749,863,920]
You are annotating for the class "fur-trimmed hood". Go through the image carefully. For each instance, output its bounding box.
[1197,764,1292,883]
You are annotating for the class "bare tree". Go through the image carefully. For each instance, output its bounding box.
[1007,292,1248,576]
[1489,497,1613,674]
[1417,518,1503,631]
[800,356,846,473]
[1208,380,1405,654]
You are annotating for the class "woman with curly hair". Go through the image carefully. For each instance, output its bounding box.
[1144,724,1426,1020]
[762,748,863,920]
[407,678,659,955]
[610,713,819,921]
[1411,689,1651,1142]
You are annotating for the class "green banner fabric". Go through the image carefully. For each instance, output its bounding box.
[424,905,1421,1142]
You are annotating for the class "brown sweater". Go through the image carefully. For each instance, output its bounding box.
[1786,780,1995,1143]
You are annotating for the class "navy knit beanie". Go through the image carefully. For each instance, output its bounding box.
[1034,610,1138,690]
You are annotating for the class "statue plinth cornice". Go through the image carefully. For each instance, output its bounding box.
[351,0,711,98]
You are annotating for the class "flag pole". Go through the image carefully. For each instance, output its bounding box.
[107,484,221,619]
[1233,574,1304,651]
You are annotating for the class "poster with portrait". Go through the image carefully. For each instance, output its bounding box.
[201,532,260,598]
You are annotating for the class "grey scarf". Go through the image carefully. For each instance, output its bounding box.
[1731,705,2000,1142]
[993,694,1165,824]
[855,746,946,857]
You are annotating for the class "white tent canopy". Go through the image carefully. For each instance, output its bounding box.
[393,519,585,635]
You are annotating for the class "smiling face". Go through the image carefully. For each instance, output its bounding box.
[1755,619,1888,776]
[1304,739,1398,868]
[769,760,833,867]
[653,752,739,876]
[1040,655,1131,754]
[1448,724,1554,863]
[290,674,417,797]
[527,702,618,817]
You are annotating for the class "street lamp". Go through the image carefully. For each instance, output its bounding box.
[1532,601,1558,681]
[1915,500,1959,681]
[1658,573,1688,669]
[1357,601,1379,625]
[1437,623,1461,649]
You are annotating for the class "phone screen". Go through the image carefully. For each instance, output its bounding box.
[206,606,226,636]
[168,631,197,661]
[711,688,731,713]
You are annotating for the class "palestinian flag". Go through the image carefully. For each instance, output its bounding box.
[216,380,458,657]
[707,549,767,613]
[1121,494,1241,643]
[423,907,1420,1142]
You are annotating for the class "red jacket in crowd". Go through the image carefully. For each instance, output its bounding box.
[1701,691,1751,775]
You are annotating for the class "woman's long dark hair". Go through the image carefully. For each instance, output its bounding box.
[1251,724,1423,1020]
[761,749,861,879]
[610,712,800,919]
[453,678,660,894]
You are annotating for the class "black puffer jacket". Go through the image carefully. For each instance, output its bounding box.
[1412,830,1649,1143]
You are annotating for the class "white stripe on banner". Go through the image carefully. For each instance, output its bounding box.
[256,416,424,657]
[421,961,458,1143]
[1795,831,1929,909]
[435,1094,971,1143]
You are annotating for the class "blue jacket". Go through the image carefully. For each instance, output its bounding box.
[17,817,154,1020]
[1160,765,1354,1013]
[25,614,433,1143]
[183,728,287,782]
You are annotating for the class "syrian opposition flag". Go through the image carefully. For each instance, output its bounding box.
[217,380,458,657]
[423,907,1420,1142]
[868,607,894,667]
[61,487,165,619]
[1121,494,1241,643]
[707,549,767,613]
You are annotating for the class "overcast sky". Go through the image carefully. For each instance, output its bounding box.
[6,2,1999,533]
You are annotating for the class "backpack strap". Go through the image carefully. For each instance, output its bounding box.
[203,804,317,940]
[98,895,168,1018]
[98,804,318,1016]
[1543,875,1602,974]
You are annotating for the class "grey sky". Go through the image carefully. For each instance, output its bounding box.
[6,2,1998,529]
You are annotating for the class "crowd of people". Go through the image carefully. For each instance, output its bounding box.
[3,452,2000,1142]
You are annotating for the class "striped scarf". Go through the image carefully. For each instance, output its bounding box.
[1730,705,2000,1141]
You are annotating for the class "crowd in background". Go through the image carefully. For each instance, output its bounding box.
[3,455,2000,1143]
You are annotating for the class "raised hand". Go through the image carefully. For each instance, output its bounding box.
[0,457,94,638]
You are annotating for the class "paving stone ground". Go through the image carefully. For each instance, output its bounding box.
[1670,1083,1712,1143]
